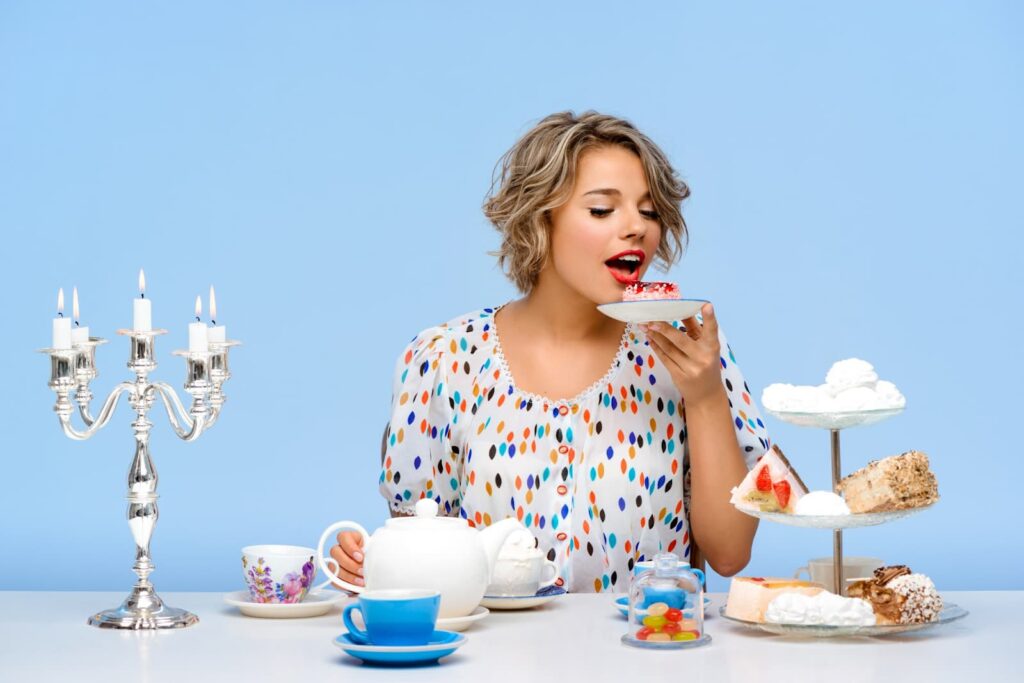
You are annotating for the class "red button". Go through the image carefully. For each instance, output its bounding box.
[557,485,568,495]
[558,445,569,454]
[558,405,569,416]
[557,532,568,541]
[555,577,565,587]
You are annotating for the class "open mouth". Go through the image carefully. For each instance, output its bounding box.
[605,251,644,284]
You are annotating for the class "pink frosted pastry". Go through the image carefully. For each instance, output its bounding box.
[622,282,680,301]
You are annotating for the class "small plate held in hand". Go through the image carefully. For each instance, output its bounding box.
[597,299,708,324]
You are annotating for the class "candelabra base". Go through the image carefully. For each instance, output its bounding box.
[87,586,199,630]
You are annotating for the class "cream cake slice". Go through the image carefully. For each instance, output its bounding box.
[837,450,939,513]
[729,444,809,514]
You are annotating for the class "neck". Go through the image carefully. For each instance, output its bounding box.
[506,269,623,343]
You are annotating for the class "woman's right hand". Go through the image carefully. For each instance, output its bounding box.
[328,531,365,588]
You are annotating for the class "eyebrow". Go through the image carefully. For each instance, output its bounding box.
[582,188,651,199]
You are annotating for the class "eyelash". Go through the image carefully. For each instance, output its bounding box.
[590,208,660,220]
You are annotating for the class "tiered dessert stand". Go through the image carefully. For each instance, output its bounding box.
[755,406,911,596]
[725,406,966,636]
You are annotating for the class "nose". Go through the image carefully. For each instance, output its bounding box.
[620,211,648,241]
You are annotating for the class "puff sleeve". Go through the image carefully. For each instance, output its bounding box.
[378,325,461,516]
[717,329,771,468]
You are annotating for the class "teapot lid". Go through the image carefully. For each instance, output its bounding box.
[385,498,469,529]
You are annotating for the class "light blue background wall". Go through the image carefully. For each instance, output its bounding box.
[2,1,1021,593]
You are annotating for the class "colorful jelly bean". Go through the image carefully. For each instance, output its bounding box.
[647,632,671,642]
[642,615,667,630]
[636,627,654,640]
[647,602,669,617]
[665,608,683,622]
[672,632,698,641]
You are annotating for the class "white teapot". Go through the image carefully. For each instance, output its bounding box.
[316,499,526,618]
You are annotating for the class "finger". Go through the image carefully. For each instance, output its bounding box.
[680,315,701,341]
[338,532,365,562]
[329,544,365,583]
[647,331,692,378]
[701,302,719,340]
[648,321,699,354]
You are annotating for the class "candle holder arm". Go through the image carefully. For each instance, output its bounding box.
[57,382,135,441]
[149,382,209,442]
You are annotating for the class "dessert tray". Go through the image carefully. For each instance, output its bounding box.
[597,299,708,324]
[719,603,968,638]
[735,504,935,529]
[223,590,347,618]
[763,407,904,431]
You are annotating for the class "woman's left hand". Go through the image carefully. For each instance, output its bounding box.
[641,303,725,406]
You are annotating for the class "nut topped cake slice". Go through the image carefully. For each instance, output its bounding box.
[837,450,939,513]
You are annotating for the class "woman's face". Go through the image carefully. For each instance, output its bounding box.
[543,145,663,306]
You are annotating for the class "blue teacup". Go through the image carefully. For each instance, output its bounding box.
[342,589,441,646]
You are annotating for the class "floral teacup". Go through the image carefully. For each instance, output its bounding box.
[242,544,338,604]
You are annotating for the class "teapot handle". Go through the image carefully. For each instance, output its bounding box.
[316,521,371,594]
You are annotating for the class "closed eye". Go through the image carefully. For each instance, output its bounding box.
[641,210,660,220]
[590,208,613,217]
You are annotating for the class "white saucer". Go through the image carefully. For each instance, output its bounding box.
[435,606,489,631]
[597,299,708,324]
[223,589,348,618]
[480,586,566,610]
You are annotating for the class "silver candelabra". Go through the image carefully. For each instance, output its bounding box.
[41,328,239,629]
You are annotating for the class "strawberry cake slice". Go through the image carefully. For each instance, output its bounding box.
[730,445,809,513]
[622,281,680,301]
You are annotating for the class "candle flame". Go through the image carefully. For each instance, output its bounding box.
[138,269,146,297]
[57,288,64,317]
[73,287,80,323]
[209,286,217,323]
[194,295,202,321]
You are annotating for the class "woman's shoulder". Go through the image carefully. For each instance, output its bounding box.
[401,306,500,359]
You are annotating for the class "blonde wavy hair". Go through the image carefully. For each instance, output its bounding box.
[483,111,690,293]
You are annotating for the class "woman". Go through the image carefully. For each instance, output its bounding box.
[330,111,769,593]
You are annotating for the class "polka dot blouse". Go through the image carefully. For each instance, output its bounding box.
[379,306,771,593]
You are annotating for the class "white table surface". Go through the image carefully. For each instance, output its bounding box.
[0,591,1014,682]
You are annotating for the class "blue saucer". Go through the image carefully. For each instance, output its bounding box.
[615,595,711,619]
[333,629,466,666]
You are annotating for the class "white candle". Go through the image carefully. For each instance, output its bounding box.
[189,295,208,353]
[71,287,90,344]
[52,288,72,349]
[133,269,152,332]
[208,285,226,343]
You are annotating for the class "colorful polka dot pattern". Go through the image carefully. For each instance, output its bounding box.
[380,307,770,594]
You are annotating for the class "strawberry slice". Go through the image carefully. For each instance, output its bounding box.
[773,480,792,510]
[755,465,772,492]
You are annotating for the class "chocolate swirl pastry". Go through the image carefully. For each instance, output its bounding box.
[848,576,906,625]
[873,565,911,585]
[848,565,942,624]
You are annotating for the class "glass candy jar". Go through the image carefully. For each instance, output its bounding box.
[622,552,709,649]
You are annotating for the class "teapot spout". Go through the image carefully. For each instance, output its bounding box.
[478,517,528,579]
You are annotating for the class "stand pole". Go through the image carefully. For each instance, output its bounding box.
[830,429,844,596]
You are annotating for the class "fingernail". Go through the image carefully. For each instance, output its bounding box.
[355,577,365,586]
[357,567,364,576]
[353,551,364,562]
[638,323,648,333]
[649,322,660,331]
